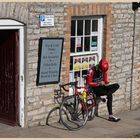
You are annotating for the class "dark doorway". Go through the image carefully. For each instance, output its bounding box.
[0,30,19,125]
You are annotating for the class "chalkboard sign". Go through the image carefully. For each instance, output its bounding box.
[37,38,64,85]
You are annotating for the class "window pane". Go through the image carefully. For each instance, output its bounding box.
[85,20,90,35]
[92,20,98,32]
[77,20,83,36]
[82,70,88,77]
[91,36,98,51]
[70,57,73,70]
[82,57,88,70]
[81,70,88,86]
[89,55,96,68]
[74,71,81,83]
[84,37,90,51]
[71,38,75,53]
[74,57,81,71]
[71,20,76,36]
[76,37,83,52]
[91,36,97,46]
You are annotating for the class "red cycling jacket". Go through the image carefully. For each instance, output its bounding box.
[87,68,109,87]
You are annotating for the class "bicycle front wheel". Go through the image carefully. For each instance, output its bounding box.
[59,95,88,131]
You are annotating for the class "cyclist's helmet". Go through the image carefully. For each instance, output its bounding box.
[99,58,109,72]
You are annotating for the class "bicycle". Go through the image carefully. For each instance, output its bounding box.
[46,76,106,131]
[59,76,98,131]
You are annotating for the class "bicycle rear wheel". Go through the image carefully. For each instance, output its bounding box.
[87,94,96,121]
[87,104,96,121]
[59,95,88,131]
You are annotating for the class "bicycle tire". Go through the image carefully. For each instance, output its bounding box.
[87,105,96,121]
[59,95,88,131]
[87,94,96,121]
[46,106,61,125]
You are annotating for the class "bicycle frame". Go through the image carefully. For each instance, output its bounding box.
[58,78,97,131]
[73,82,96,112]
[56,79,96,113]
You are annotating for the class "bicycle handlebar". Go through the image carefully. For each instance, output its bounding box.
[54,81,79,104]
[59,74,88,91]
[59,81,77,92]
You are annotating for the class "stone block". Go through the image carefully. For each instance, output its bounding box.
[116,61,123,67]
[28,109,38,116]
[33,114,45,121]
[122,65,130,72]
[34,89,41,96]
[38,107,46,114]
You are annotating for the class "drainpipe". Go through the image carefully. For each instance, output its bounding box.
[130,2,139,110]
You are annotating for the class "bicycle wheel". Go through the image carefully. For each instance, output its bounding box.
[59,95,88,131]
[87,105,96,121]
[87,94,96,121]
[46,106,61,125]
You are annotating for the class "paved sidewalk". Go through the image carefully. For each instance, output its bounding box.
[0,108,140,138]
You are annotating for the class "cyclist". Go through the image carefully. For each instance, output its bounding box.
[87,57,121,122]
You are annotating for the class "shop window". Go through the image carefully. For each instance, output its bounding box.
[70,16,103,86]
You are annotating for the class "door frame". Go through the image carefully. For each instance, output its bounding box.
[0,19,25,127]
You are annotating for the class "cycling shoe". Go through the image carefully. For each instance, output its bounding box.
[109,116,121,122]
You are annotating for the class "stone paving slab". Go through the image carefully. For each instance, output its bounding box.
[0,108,140,138]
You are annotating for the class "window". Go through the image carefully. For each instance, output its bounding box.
[70,16,103,86]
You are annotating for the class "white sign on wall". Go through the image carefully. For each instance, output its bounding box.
[40,15,54,27]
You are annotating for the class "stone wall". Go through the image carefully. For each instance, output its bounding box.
[108,3,140,115]
[26,3,67,127]
[26,2,113,127]
[0,2,140,128]
[132,7,140,109]
[0,3,28,23]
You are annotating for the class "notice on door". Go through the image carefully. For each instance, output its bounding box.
[37,38,64,85]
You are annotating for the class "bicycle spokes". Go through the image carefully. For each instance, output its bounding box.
[60,95,88,130]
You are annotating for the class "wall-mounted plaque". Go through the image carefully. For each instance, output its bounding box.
[37,38,64,85]
[40,15,54,27]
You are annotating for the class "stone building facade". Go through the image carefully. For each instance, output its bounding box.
[0,2,140,127]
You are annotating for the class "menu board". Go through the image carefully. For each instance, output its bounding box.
[37,38,64,85]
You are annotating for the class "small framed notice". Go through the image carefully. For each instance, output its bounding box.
[37,38,64,85]
[40,15,54,27]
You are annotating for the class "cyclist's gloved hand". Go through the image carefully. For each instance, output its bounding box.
[100,81,105,86]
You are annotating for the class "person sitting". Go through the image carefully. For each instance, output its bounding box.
[87,57,121,122]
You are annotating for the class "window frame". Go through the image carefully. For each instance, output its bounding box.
[70,16,103,85]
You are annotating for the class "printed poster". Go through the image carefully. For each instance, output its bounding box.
[73,57,81,71]
[82,57,88,70]
[89,55,96,68]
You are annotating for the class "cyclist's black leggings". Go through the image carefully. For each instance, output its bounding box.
[92,83,120,115]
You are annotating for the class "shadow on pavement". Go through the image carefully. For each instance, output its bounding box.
[96,115,108,121]
[46,106,67,130]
